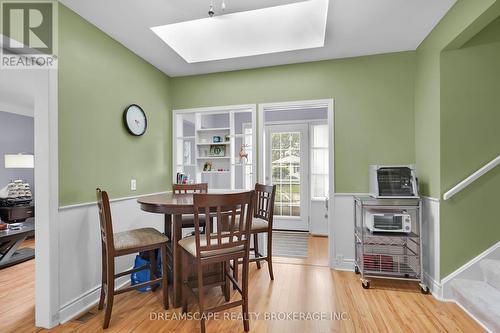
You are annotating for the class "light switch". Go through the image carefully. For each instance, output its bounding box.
[131,179,137,191]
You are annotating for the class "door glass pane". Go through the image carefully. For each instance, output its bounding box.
[312,124,328,148]
[271,131,301,217]
[312,149,328,174]
[312,174,328,198]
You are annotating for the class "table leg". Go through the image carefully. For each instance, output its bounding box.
[172,214,183,307]
[164,214,172,240]
[0,236,34,269]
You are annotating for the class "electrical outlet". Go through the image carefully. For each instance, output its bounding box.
[131,179,137,191]
[336,254,344,264]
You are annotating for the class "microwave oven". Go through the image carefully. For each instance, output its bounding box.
[369,165,419,198]
[365,212,412,233]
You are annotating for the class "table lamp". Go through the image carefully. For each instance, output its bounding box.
[4,153,34,169]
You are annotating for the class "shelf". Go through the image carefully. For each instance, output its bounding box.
[196,156,230,160]
[196,142,230,146]
[197,127,230,132]
[201,171,230,174]
[176,136,195,140]
[361,229,419,239]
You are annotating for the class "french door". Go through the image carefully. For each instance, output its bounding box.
[265,124,309,231]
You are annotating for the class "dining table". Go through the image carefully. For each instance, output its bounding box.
[137,190,245,307]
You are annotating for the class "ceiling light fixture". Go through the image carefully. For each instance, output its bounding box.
[208,0,226,17]
[208,0,215,17]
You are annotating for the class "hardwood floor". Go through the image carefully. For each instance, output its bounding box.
[0,236,483,333]
[0,238,36,333]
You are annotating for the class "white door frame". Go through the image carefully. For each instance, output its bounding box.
[265,123,309,231]
[258,99,335,267]
[34,68,60,328]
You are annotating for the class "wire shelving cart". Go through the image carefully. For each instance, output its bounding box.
[354,197,429,293]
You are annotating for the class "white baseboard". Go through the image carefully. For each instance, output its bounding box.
[59,275,131,324]
[332,258,355,272]
[453,300,493,333]
[423,272,443,300]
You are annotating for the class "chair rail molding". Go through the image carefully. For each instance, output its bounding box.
[443,155,500,200]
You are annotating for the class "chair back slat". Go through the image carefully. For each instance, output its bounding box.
[254,184,276,226]
[193,191,254,258]
[172,183,208,194]
[96,188,114,252]
[229,208,237,241]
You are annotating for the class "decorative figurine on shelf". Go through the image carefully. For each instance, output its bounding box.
[224,134,230,142]
[239,144,249,164]
[203,161,212,171]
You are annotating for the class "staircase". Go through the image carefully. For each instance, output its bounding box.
[451,259,500,332]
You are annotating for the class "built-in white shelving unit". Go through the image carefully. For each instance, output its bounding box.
[173,105,256,190]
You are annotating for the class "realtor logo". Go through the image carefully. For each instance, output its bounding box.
[1,0,57,69]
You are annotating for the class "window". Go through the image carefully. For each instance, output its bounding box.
[311,123,328,199]
[271,131,301,217]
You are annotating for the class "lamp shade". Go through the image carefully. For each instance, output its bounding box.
[4,154,34,169]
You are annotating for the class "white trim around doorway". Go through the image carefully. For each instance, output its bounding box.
[257,99,335,267]
[34,68,60,328]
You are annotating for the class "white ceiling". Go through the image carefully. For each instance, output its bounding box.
[60,0,456,77]
[0,69,35,117]
[151,0,329,63]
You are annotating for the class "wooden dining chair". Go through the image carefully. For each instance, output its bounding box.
[172,183,208,194]
[179,191,255,333]
[96,188,169,329]
[233,184,276,283]
[172,183,210,232]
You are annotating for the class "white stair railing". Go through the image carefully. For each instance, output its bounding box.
[443,155,500,200]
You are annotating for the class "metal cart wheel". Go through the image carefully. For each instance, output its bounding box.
[354,265,360,274]
[420,284,430,294]
[362,280,370,289]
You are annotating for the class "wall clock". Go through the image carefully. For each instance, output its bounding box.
[123,104,147,136]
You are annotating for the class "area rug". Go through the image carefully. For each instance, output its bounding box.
[272,231,309,258]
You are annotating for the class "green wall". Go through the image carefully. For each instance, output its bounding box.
[56,0,500,278]
[439,16,500,276]
[172,52,416,193]
[414,0,500,277]
[414,0,496,198]
[58,4,172,206]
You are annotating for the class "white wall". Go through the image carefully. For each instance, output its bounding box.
[57,194,165,323]
[421,197,441,295]
[331,194,357,270]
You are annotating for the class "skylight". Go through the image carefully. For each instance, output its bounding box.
[151,0,329,63]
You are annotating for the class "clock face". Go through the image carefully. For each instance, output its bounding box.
[123,104,147,136]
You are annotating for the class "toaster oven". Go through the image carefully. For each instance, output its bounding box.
[369,165,418,198]
[365,212,412,233]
